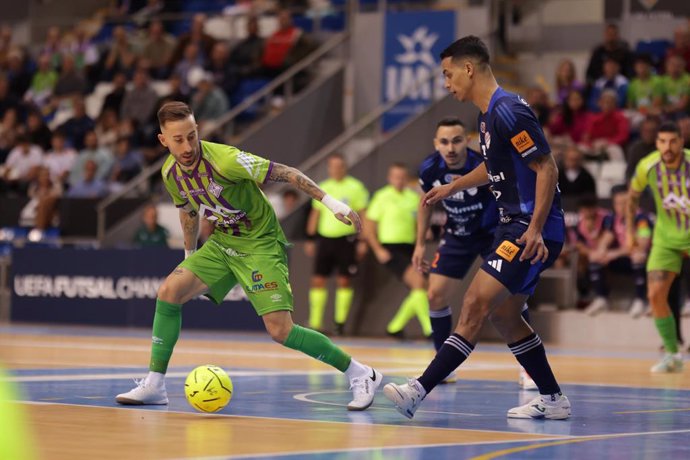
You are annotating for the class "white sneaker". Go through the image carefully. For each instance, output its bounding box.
[584,297,608,316]
[629,299,647,318]
[507,394,571,420]
[519,369,538,391]
[682,299,690,317]
[650,353,684,373]
[116,377,168,405]
[347,367,383,411]
[383,379,426,419]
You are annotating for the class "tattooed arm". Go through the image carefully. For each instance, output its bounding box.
[179,204,199,257]
[268,162,362,232]
[625,187,642,252]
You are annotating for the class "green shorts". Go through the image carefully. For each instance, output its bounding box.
[179,237,293,316]
[646,243,689,274]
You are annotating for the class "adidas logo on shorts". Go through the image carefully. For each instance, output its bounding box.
[488,259,503,272]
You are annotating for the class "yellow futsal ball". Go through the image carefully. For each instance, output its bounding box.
[185,365,233,413]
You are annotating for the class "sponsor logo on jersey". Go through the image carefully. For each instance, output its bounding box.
[270,293,283,302]
[496,240,519,261]
[488,171,506,183]
[484,132,491,149]
[510,130,536,155]
[208,179,223,198]
[251,270,263,282]
[480,121,486,133]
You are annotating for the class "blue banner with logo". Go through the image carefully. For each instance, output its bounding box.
[10,247,264,330]
[382,10,456,131]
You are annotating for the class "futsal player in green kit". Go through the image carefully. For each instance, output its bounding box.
[627,121,690,373]
[116,101,382,410]
[365,163,432,338]
[305,153,369,335]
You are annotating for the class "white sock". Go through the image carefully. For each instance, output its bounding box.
[145,371,165,386]
[344,359,369,380]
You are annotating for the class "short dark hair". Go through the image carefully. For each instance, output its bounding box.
[436,117,464,129]
[577,194,598,209]
[157,101,193,127]
[610,184,628,197]
[440,36,490,65]
[634,53,653,66]
[658,121,681,136]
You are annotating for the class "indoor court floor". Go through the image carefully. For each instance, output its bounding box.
[1,323,690,459]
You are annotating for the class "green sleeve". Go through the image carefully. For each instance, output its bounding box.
[209,143,272,183]
[652,77,666,98]
[630,158,650,193]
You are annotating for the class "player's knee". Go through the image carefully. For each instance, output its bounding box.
[427,289,447,309]
[157,280,182,304]
[647,284,666,307]
[264,317,293,343]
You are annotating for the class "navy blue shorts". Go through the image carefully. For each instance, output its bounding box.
[430,232,494,279]
[481,222,563,296]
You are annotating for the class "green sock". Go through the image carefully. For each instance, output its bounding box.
[386,291,418,333]
[655,316,679,354]
[283,324,351,372]
[149,299,182,373]
[334,287,354,325]
[309,288,327,330]
[410,289,432,336]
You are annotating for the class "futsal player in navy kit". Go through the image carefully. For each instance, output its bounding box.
[415,117,537,390]
[384,36,571,420]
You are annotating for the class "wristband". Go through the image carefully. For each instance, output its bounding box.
[184,249,196,259]
[321,194,351,216]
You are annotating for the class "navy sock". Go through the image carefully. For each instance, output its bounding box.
[520,305,530,324]
[508,333,561,396]
[589,263,606,297]
[429,306,453,352]
[417,333,474,394]
[633,263,646,299]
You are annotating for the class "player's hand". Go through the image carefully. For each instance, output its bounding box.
[334,209,362,233]
[625,232,639,253]
[424,184,453,206]
[304,240,316,258]
[517,227,548,264]
[412,244,429,273]
[374,247,392,264]
[355,240,368,262]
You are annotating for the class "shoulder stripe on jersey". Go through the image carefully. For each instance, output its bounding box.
[495,104,516,130]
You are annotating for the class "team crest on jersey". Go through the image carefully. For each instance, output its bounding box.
[480,121,486,133]
[484,132,491,149]
[207,179,224,198]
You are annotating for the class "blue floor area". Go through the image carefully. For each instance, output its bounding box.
[12,366,690,459]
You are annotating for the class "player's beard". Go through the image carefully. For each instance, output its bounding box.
[662,149,679,165]
[179,148,199,168]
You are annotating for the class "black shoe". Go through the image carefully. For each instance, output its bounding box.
[387,330,406,341]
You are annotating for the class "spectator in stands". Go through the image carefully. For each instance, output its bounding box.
[101,72,128,117]
[170,13,216,67]
[586,23,632,82]
[584,185,652,317]
[66,159,108,198]
[582,90,629,161]
[6,48,32,98]
[43,130,77,185]
[554,59,584,105]
[120,67,158,127]
[569,194,608,301]
[229,15,264,81]
[150,74,188,125]
[130,0,166,26]
[109,136,142,191]
[0,107,19,162]
[69,130,113,186]
[0,25,13,69]
[654,54,690,119]
[261,9,304,78]
[627,53,661,116]
[22,166,62,240]
[625,115,659,180]
[678,116,690,149]
[526,85,551,126]
[39,26,62,69]
[0,74,21,119]
[588,56,628,112]
[173,43,204,96]
[61,26,99,80]
[139,19,176,79]
[58,96,94,150]
[102,25,136,81]
[558,145,596,198]
[53,54,88,99]
[24,54,58,109]
[26,111,52,152]
[1,134,43,195]
[666,25,690,73]
[132,203,169,248]
[95,108,120,151]
[548,89,590,145]
[189,70,229,128]
[205,42,235,99]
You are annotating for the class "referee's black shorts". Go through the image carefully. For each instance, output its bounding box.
[313,235,359,277]
[382,243,414,280]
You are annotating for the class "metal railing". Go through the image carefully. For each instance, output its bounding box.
[95,31,349,244]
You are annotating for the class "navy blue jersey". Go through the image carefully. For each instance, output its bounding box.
[419,149,498,238]
[478,87,565,242]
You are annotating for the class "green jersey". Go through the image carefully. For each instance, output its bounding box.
[162,140,288,254]
[367,185,419,244]
[627,76,660,109]
[631,149,690,249]
[655,74,690,105]
[312,176,369,238]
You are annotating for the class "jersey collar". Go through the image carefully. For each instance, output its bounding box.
[485,86,505,115]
